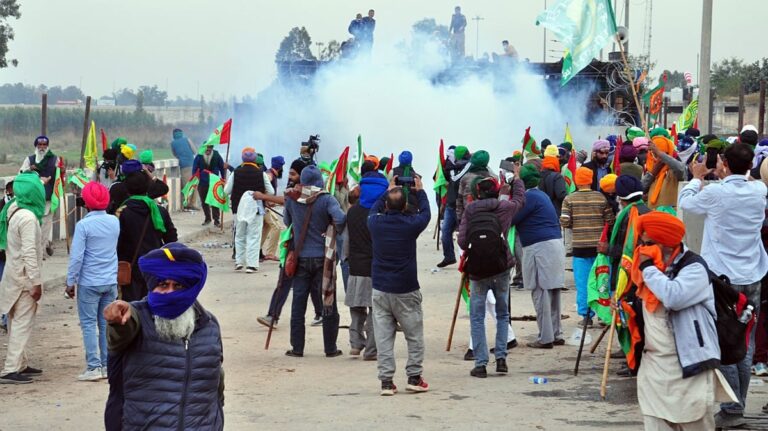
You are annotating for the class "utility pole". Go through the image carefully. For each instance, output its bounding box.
[472,15,484,59]
[698,0,713,134]
[624,0,629,53]
[543,0,547,62]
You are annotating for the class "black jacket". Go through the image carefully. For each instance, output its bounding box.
[230,164,265,213]
[538,169,568,216]
[347,204,373,277]
[117,199,178,301]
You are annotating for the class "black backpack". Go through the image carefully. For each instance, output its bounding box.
[464,205,508,279]
[671,251,749,365]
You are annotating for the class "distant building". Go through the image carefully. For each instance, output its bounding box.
[97,97,116,106]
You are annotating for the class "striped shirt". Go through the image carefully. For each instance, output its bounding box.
[560,189,614,256]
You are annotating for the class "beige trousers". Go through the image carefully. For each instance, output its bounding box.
[642,405,714,431]
[261,205,285,257]
[2,290,37,375]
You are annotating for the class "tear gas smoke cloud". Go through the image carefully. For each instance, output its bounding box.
[233,30,614,187]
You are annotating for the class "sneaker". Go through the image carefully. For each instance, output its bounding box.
[380,380,397,396]
[19,366,42,375]
[0,372,32,384]
[214,221,221,227]
[470,366,487,378]
[202,219,211,226]
[101,367,108,379]
[349,348,362,356]
[406,376,429,393]
[756,362,768,376]
[245,267,258,273]
[363,355,378,361]
[714,411,745,428]
[311,315,323,326]
[235,264,244,271]
[256,316,275,328]
[285,350,303,358]
[78,368,103,382]
[463,349,475,361]
[496,358,508,374]
[436,258,457,268]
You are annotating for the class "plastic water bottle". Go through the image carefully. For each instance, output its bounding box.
[739,305,754,324]
[529,376,548,384]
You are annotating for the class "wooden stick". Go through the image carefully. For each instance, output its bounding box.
[60,157,72,254]
[41,93,47,136]
[78,96,91,169]
[446,273,466,351]
[265,267,287,350]
[220,144,231,232]
[615,35,648,135]
[600,309,618,400]
[573,317,590,376]
[590,324,611,354]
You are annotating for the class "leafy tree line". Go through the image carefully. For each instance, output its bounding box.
[711,57,768,97]
[0,83,205,107]
[0,107,160,135]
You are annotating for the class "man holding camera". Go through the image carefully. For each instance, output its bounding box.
[368,175,431,395]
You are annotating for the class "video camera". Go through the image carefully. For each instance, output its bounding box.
[395,176,416,187]
[100,160,117,172]
[306,135,320,154]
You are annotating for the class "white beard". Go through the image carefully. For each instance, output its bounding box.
[203,152,213,165]
[154,307,196,341]
[34,148,47,163]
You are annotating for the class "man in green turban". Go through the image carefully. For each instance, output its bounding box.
[0,172,46,384]
[456,150,492,222]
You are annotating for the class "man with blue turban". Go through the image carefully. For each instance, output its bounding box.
[103,243,224,430]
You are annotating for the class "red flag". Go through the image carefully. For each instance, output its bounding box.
[439,139,446,168]
[219,118,232,145]
[671,123,678,146]
[613,136,622,175]
[693,116,699,130]
[100,129,108,152]
[334,147,350,184]
[385,153,394,174]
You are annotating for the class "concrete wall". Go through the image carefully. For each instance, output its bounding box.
[0,158,183,242]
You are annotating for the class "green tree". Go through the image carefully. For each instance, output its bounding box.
[114,88,137,106]
[135,90,144,113]
[412,18,450,43]
[275,27,316,62]
[0,0,20,68]
[138,85,168,106]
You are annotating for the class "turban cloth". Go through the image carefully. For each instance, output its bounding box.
[139,149,154,164]
[615,175,643,200]
[398,151,413,166]
[469,150,490,169]
[121,144,136,160]
[300,165,324,188]
[454,146,469,160]
[82,181,110,210]
[511,150,522,162]
[542,156,560,172]
[592,140,610,152]
[632,137,650,150]
[365,155,380,168]
[0,172,45,250]
[519,163,540,189]
[544,145,559,158]
[271,156,285,170]
[34,135,49,147]
[241,147,257,163]
[619,142,638,162]
[140,243,208,320]
[646,136,676,206]
[631,211,686,312]
[290,159,308,175]
[558,142,573,151]
[685,128,700,138]
[599,174,617,194]
[575,166,593,186]
[359,174,389,209]
[121,160,143,175]
[649,127,671,139]
[626,126,644,141]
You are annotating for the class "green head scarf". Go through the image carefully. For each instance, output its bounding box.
[110,137,128,151]
[705,138,727,152]
[454,146,469,161]
[139,149,154,164]
[198,141,215,155]
[469,150,490,172]
[649,127,671,139]
[0,172,46,250]
[626,126,644,141]
[519,163,541,189]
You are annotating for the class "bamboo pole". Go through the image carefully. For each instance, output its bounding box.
[600,309,618,399]
[41,93,47,136]
[446,273,466,351]
[615,35,648,134]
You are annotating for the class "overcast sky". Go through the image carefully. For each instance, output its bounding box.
[2,0,765,100]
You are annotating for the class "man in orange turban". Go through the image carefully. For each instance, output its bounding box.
[630,210,736,429]
[644,135,685,210]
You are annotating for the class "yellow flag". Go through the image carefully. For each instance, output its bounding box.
[84,120,98,170]
[564,123,573,144]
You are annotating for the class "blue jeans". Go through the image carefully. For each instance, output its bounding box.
[573,256,596,319]
[77,284,117,370]
[720,281,761,415]
[440,206,457,261]
[470,271,510,367]
[290,257,340,354]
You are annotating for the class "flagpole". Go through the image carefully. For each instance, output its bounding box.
[614,36,648,135]
[221,145,231,233]
[60,157,71,254]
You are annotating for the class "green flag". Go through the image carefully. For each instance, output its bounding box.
[50,166,64,214]
[181,175,199,207]
[205,118,232,147]
[536,0,617,86]
[68,168,89,189]
[643,75,667,122]
[278,224,293,267]
[205,173,230,212]
[433,155,448,204]
[676,98,699,131]
[587,253,612,324]
[349,134,364,184]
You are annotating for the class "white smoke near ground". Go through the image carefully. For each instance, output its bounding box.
[233,28,615,190]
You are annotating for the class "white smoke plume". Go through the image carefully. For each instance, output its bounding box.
[232,28,615,188]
